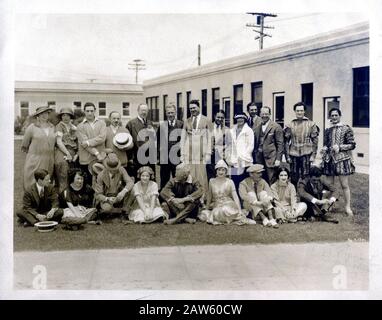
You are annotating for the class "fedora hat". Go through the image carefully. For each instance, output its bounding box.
[58,107,74,118]
[113,132,133,150]
[103,153,121,171]
[247,164,265,173]
[215,159,229,171]
[33,106,53,117]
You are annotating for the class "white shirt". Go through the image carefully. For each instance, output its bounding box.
[110,125,119,135]
[137,115,146,125]
[261,120,270,132]
[36,183,44,197]
[191,114,201,129]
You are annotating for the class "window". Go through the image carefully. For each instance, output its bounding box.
[201,89,207,116]
[20,101,29,117]
[353,66,369,128]
[146,96,159,122]
[47,101,56,111]
[176,92,183,120]
[186,91,192,118]
[251,81,263,109]
[212,87,220,117]
[163,94,168,120]
[73,101,81,109]
[233,84,243,114]
[98,102,106,116]
[122,102,130,116]
[273,92,285,128]
[301,83,313,120]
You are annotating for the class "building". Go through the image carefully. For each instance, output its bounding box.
[15,81,144,125]
[143,22,369,173]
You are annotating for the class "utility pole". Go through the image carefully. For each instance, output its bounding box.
[198,44,201,66]
[128,59,146,84]
[246,12,277,50]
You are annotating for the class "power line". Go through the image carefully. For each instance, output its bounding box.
[246,12,278,50]
[128,59,146,84]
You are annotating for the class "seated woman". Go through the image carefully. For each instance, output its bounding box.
[199,160,256,225]
[271,167,307,223]
[129,166,168,223]
[60,168,97,223]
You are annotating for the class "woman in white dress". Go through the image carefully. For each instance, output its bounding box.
[199,160,256,225]
[129,166,168,223]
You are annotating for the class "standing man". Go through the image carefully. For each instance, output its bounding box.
[105,111,133,169]
[157,103,184,189]
[126,103,157,179]
[207,109,229,180]
[254,106,284,185]
[77,102,107,185]
[247,102,262,163]
[284,102,319,185]
[181,99,212,194]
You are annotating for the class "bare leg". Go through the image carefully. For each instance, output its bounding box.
[339,175,353,216]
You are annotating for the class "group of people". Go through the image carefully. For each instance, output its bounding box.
[17,99,356,229]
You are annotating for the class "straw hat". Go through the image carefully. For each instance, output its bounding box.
[32,106,53,117]
[113,132,133,150]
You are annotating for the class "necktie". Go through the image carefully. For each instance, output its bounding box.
[39,188,44,198]
[192,116,197,129]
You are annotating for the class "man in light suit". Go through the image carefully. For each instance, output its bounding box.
[157,103,184,189]
[181,99,212,194]
[254,106,284,184]
[126,103,157,179]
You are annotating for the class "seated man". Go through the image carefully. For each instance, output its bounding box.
[94,153,134,217]
[297,166,337,222]
[160,163,204,225]
[17,169,64,226]
[239,164,279,228]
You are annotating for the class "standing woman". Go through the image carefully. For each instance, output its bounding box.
[55,107,79,193]
[21,106,56,190]
[322,108,356,216]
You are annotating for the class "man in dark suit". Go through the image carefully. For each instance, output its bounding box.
[247,102,262,163]
[298,166,337,221]
[254,106,284,184]
[157,103,184,189]
[17,169,64,226]
[126,103,157,179]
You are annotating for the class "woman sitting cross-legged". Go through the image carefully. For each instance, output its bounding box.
[60,168,97,224]
[129,166,168,223]
[239,164,279,228]
[271,167,307,223]
[198,160,256,225]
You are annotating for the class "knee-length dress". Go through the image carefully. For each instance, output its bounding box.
[129,181,167,223]
[322,123,356,176]
[199,177,250,225]
[21,123,56,190]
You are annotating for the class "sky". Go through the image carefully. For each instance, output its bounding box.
[14,10,369,83]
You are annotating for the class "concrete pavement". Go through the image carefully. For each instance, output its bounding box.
[14,242,368,291]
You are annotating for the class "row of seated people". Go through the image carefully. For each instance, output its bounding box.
[17,152,338,229]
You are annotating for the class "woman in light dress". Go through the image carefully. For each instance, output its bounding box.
[129,166,168,223]
[271,167,307,223]
[21,106,56,190]
[199,160,256,225]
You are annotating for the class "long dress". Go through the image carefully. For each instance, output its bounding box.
[198,177,252,225]
[21,123,56,190]
[129,181,167,223]
[55,121,79,193]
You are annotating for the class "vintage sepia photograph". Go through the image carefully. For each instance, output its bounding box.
[1,0,381,301]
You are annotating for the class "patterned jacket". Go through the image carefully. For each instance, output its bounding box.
[322,124,356,163]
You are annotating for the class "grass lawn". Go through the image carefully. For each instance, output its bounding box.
[13,139,369,252]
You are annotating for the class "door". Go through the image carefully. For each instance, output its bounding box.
[273,92,285,128]
[222,97,231,127]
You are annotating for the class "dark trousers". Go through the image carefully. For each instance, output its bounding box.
[290,155,311,186]
[255,152,276,185]
[166,201,199,222]
[17,208,64,226]
[160,163,177,189]
[231,167,249,192]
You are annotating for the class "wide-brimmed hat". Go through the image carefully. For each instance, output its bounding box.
[102,153,121,171]
[113,132,133,150]
[33,106,53,117]
[247,164,265,173]
[215,159,229,171]
[234,113,248,121]
[58,107,74,118]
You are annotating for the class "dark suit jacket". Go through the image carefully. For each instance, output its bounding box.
[254,120,284,167]
[248,115,262,131]
[22,183,59,217]
[126,117,156,163]
[157,119,183,164]
[298,177,336,203]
